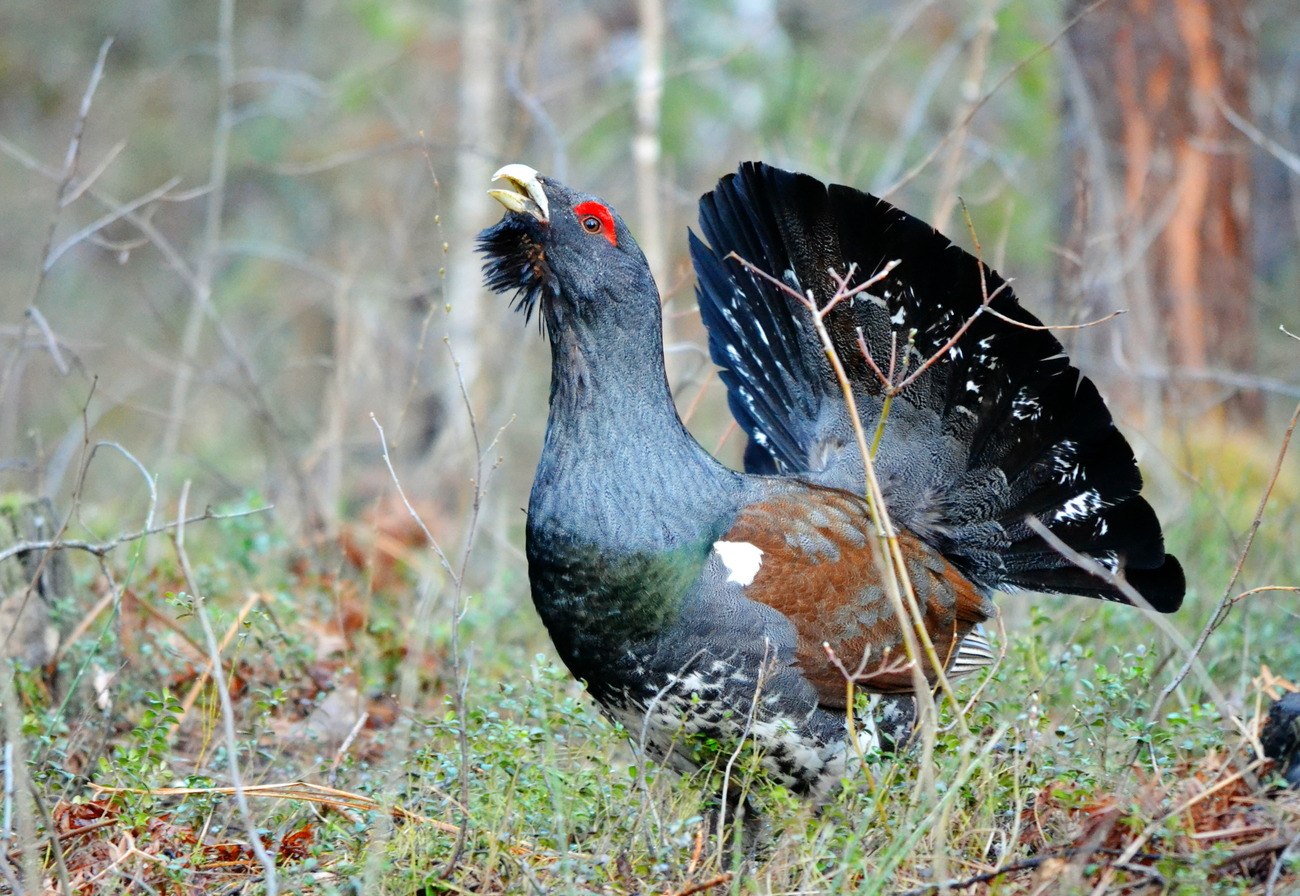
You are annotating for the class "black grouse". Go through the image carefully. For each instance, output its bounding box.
[478,161,1184,805]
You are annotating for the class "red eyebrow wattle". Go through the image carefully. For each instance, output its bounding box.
[573,201,617,246]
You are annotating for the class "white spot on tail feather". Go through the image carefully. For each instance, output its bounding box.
[712,540,764,586]
[1053,489,1103,522]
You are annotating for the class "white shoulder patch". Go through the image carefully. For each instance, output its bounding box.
[712,540,764,586]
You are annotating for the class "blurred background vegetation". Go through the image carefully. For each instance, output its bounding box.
[1,1,1298,891]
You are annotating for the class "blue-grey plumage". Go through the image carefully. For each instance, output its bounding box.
[476,162,1182,811]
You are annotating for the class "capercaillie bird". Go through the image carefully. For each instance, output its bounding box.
[1261,692,1300,788]
[478,162,1184,811]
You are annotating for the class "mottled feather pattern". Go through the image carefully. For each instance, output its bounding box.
[602,633,914,800]
[723,484,996,699]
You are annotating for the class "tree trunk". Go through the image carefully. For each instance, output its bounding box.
[634,0,667,289]
[1058,0,1259,422]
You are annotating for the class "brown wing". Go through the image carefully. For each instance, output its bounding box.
[722,484,995,707]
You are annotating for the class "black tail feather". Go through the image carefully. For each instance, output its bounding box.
[691,229,818,474]
[693,162,1184,612]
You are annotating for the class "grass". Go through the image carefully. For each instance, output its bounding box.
[4,432,1299,894]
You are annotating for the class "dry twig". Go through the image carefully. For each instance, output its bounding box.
[1153,400,1300,716]
[172,480,279,894]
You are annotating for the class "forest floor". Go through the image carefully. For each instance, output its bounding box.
[4,423,1300,895]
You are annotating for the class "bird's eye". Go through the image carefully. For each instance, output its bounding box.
[573,200,618,246]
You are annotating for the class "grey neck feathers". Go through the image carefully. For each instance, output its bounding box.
[530,288,739,553]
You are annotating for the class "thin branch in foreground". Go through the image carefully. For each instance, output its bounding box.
[0,505,270,566]
[27,783,71,896]
[1020,516,1245,747]
[32,36,114,279]
[1,676,41,891]
[60,139,126,209]
[43,176,182,272]
[896,852,1082,896]
[1122,362,1300,400]
[0,36,112,414]
[1153,399,1300,716]
[1266,831,1300,896]
[371,337,509,878]
[371,414,456,585]
[715,639,775,857]
[437,337,496,878]
[159,0,235,472]
[1087,758,1268,896]
[724,250,968,734]
[895,839,1288,896]
[172,481,279,895]
[981,303,1125,332]
[166,591,264,739]
[1231,585,1300,606]
[728,253,936,659]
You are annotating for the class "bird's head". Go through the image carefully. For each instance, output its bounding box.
[478,165,654,332]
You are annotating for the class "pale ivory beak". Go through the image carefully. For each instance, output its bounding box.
[488,164,550,222]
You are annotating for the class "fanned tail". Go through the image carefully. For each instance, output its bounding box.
[692,162,1184,612]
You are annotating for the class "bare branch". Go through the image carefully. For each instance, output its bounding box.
[633,0,666,285]
[87,780,468,835]
[504,56,567,181]
[894,281,1008,391]
[982,304,1125,332]
[930,9,995,234]
[23,306,69,375]
[167,591,264,739]
[723,251,899,318]
[0,505,269,565]
[853,327,894,391]
[160,0,237,478]
[723,249,974,734]
[1020,515,1244,740]
[1120,361,1300,400]
[60,38,114,189]
[1231,585,1300,606]
[1153,400,1300,714]
[370,415,457,586]
[44,177,182,272]
[0,37,112,408]
[60,139,125,207]
[1087,758,1267,896]
[172,480,279,894]
[879,0,1112,197]
[1217,95,1300,175]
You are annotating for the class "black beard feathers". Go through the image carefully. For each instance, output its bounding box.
[477,214,557,330]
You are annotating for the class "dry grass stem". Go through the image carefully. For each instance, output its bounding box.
[1155,399,1300,714]
[172,480,279,894]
